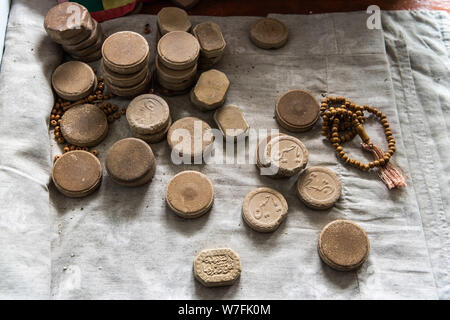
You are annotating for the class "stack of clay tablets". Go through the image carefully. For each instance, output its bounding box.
[318,220,370,271]
[167,117,214,161]
[214,105,249,141]
[249,17,288,50]
[166,171,214,218]
[190,69,230,111]
[126,94,172,144]
[52,61,97,101]
[156,31,200,93]
[52,150,102,198]
[102,31,150,97]
[44,2,105,62]
[105,138,156,187]
[193,248,241,287]
[60,104,108,147]
[256,133,308,178]
[192,22,226,69]
[275,89,320,132]
[242,187,288,233]
[157,7,191,38]
[297,166,342,210]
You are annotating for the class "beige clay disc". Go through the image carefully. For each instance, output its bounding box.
[157,7,191,35]
[166,170,214,218]
[62,19,102,52]
[157,31,200,70]
[105,71,150,97]
[132,116,172,144]
[52,61,96,101]
[194,248,241,287]
[192,22,226,57]
[318,220,370,271]
[213,105,249,140]
[44,2,94,44]
[126,94,170,135]
[52,150,102,198]
[242,187,288,232]
[60,104,108,147]
[275,89,320,132]
[71,48,103,63]
[102,31,150,74]
[155,56,197,84]
[190,69,230,111]
[262,134,308,177]
[250,18,288,49]
[105,138,156,187]
[167,117,214,159]
[65,32,105,58]
[102,59,149,88]
[297,166,342,210]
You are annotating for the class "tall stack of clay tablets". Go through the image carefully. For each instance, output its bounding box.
[192,22,226,69]
[157,7,192,38]
[156,31,200,94]
[44,2,105,62]
[101,31,151,97]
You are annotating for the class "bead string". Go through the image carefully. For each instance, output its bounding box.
[320,96,406,189]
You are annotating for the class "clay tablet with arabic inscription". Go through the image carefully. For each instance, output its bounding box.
[242,187,288,232]
[126,94,170,135]
[297,166,342,210]
[194,248,241,287]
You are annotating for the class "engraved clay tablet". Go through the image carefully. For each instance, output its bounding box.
[297,166,342,210]
[52,61,96,101]
[60,104,108,147]
[166,170,214,218]
[126,94,170,135]
[260,134,308,177]
[157,7,192,35]
[250,18,288,49]
[242,187,288,232]
[213,105,249,140]
[105,138,156,187]
[191,69,230,111]
[194,248,241,287]
[318,220,370,271]
[52,150,102,198]
[157,31,200,70]
[276,89,320,132]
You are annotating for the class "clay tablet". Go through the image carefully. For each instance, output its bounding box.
[167,117,214,159]
[194,248,241,287]
[250,18,288,49]
[191,69,230,111]
[105,138,156,187]
[157,31,200,70]
[276,89,320,132]
[242,187,288,232]
[60,104,108,147]
[192,22,226,57]
[126,94,170,134]
[52,150,102,198]
[213,105,249,140]
[260,134,308,177]
[157,7,192,35]
[297,166,342,210]
[318,220,370,271]
[52,61,96,101]
[166,170,214,218]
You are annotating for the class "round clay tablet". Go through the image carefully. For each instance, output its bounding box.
[102,59,149,88]
[297,166,342,210]
[166,170,214,218]
[105,71,150,97]
[62,19,102,52]
[126,94,170,135]
[155,56,197,84]
[250,18,288,49]
[102,31,150,74]
[132,116,172,144]
[261,134,308,177]
[157,7,191,35]
[276,89,320,132]
[52,150,102,198]
[318,220,370,271]
[194,248,241,287]
[242,187,288,232]
[167,117,214,159]
[190,69,230,111]
[52,61,96,101]
[105,138,156,187]
[60,104,108,147]
[157,31,200,70]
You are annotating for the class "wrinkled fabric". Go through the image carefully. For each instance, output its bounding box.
[0,0,448,299]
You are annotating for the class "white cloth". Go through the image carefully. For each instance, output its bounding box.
[0,0,448,299]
